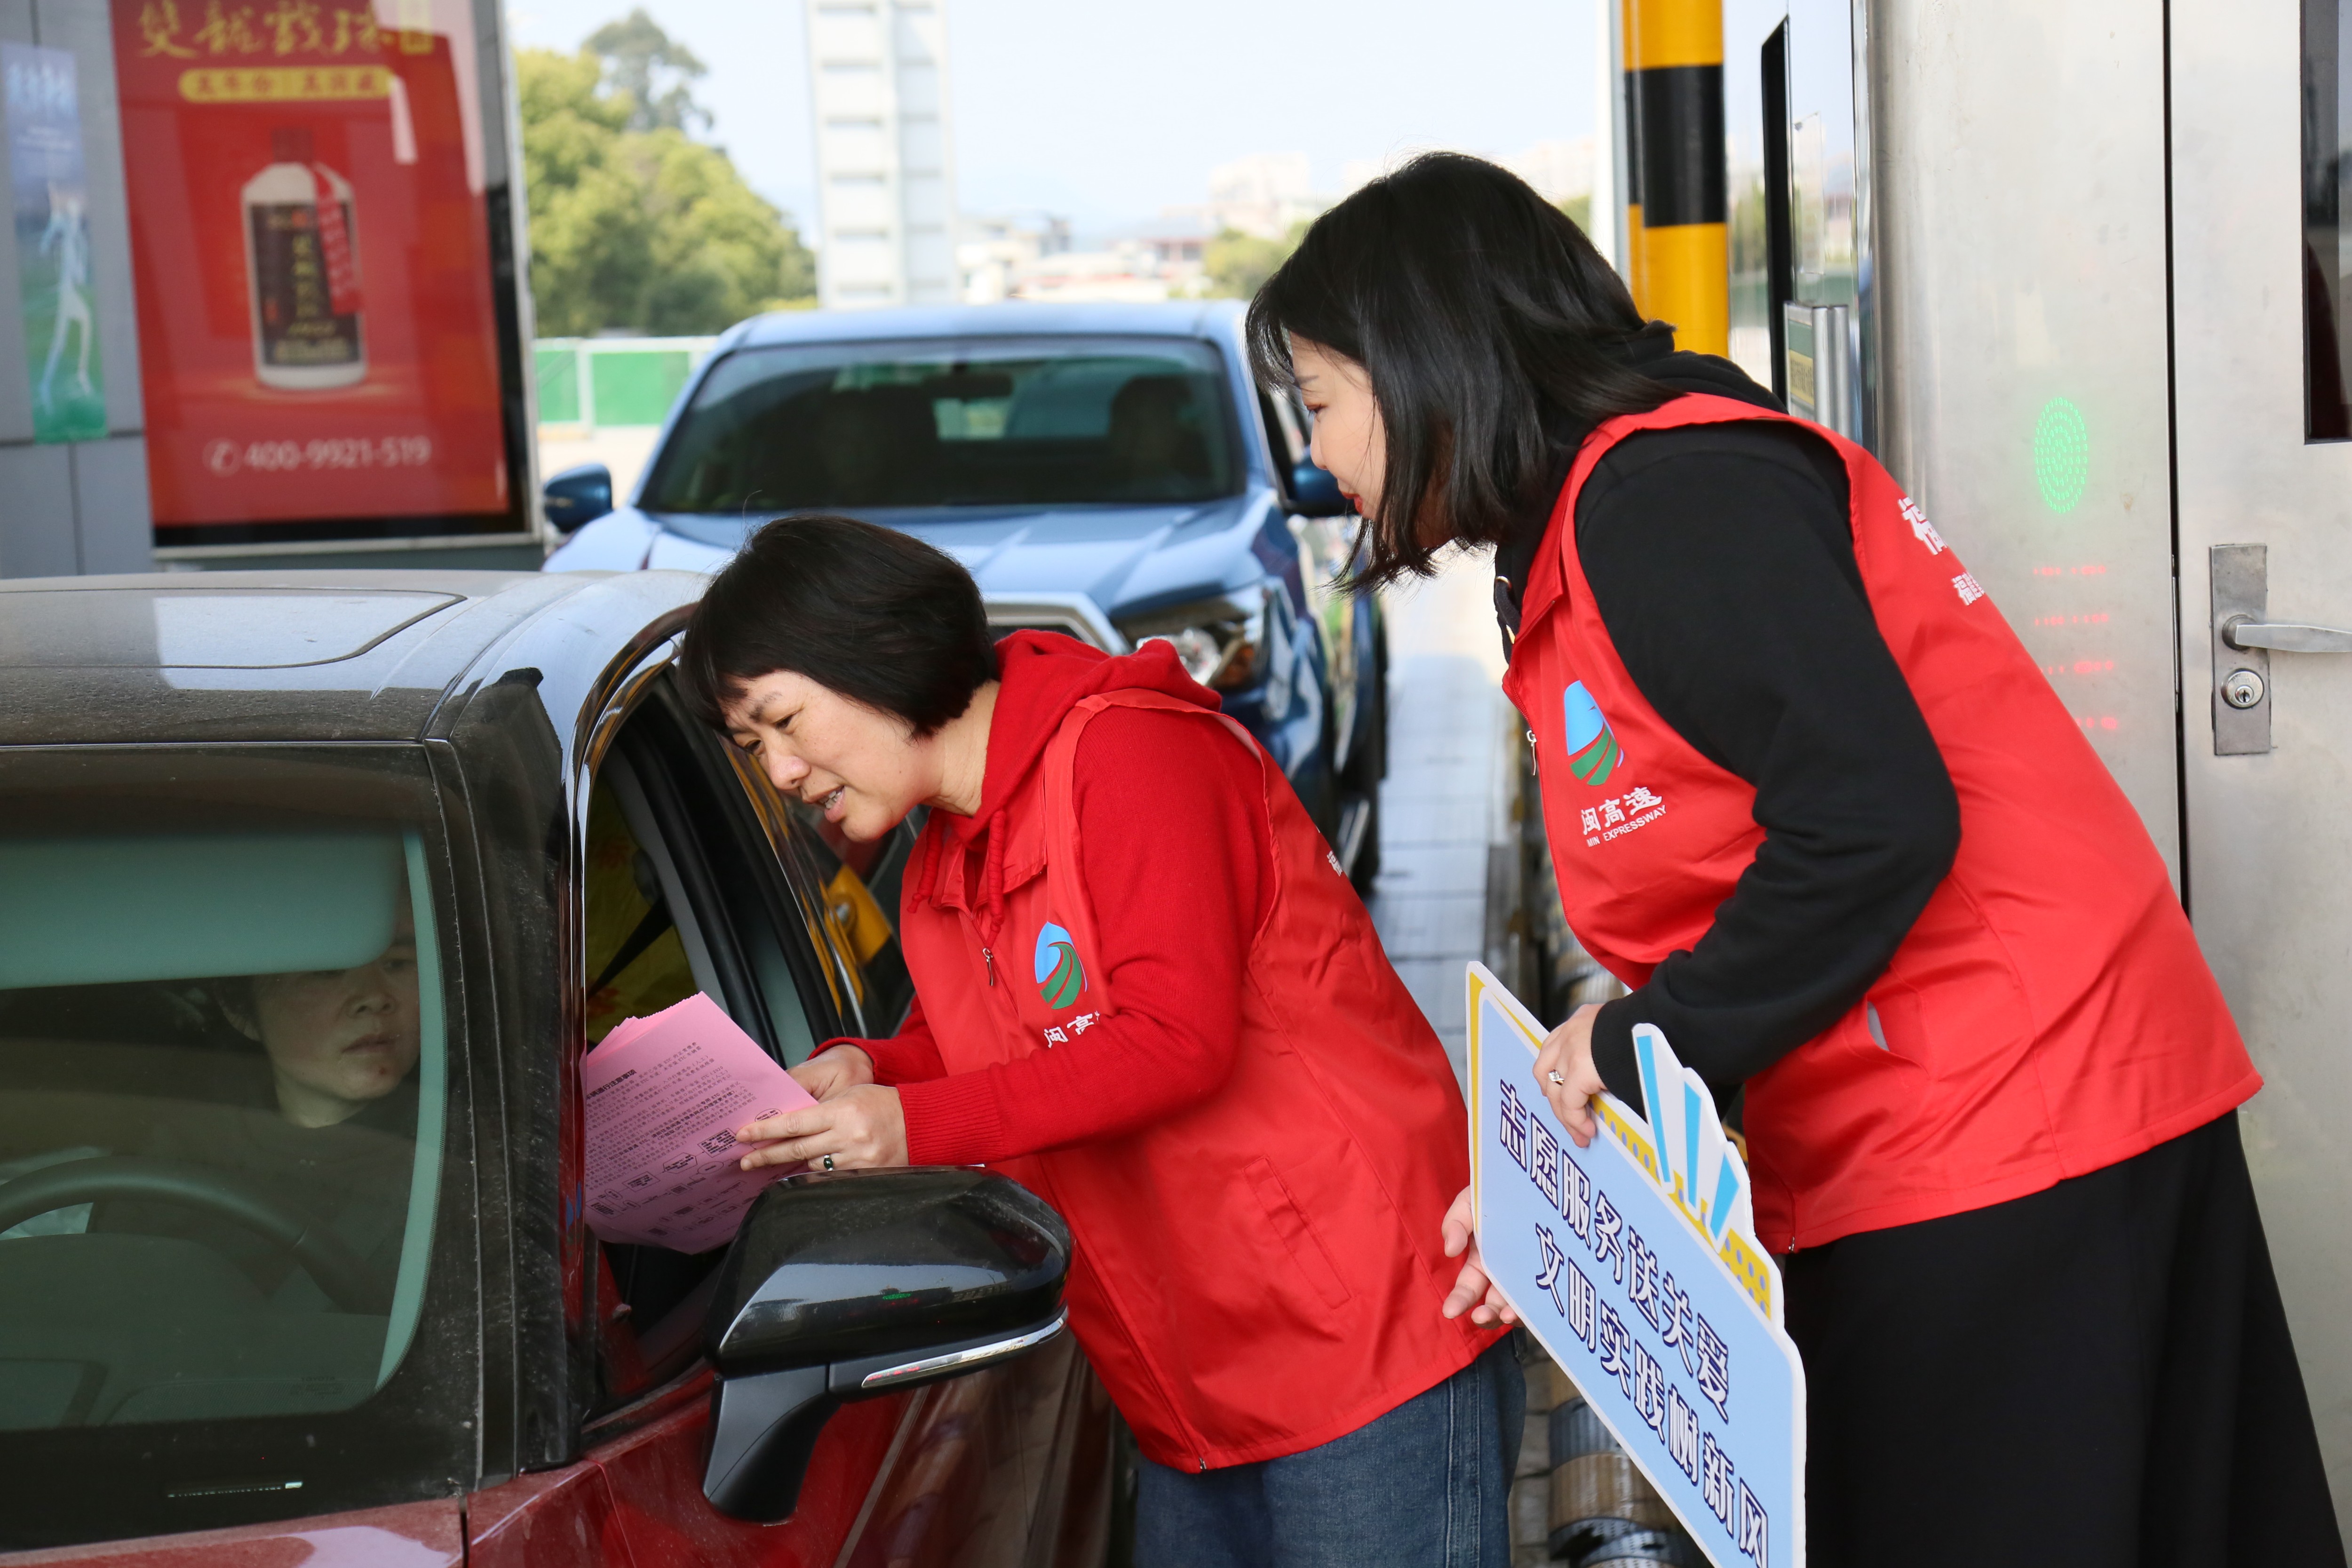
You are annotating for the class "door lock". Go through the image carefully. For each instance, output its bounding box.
[2212,545,2273,754]
[2209,544,2352,753]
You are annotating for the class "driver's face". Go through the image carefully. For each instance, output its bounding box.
[244,919,421,1127]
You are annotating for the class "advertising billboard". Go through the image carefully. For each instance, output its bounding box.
[112,0,526,546]
[6,42,107,446]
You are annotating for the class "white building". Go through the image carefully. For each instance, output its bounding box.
[1175,151,1322,239]
[1340,139,1597,207]
[957,211,1071,303]
[977,214,1212,304]
[806,0,961,308]
[1502,138,1597,206]
[1004,249,1174,304]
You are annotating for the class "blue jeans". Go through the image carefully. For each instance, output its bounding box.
[1133,1339,1525,1568]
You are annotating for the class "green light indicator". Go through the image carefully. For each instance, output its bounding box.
[2034,397,2089,513]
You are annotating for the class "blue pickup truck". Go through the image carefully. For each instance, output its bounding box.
[542,301,1387,882]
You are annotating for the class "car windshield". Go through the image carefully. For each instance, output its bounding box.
[0,822,447,1435]
[638,336,1245,512]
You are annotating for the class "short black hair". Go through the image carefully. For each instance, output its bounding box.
[1246,152,1672,589]
[679,513,996,737]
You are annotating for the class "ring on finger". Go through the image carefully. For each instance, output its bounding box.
[1547,1070,1567,1086]
[821,1153,836,1171]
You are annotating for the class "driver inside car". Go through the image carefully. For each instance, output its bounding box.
[92,913,425,1311]
[1104,374,1209,499]
[222,908,422,1130]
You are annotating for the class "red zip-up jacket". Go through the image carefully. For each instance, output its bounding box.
[842,635,1274,1164]
[823,632,1498,1469]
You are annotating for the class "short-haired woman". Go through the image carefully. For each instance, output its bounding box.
[681,513,1521,1568]
[1248,153,2344,1568]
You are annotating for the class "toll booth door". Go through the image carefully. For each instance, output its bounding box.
[2171,0,2352,1518]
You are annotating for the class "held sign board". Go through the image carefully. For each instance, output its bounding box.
[1467,963,1805,1568]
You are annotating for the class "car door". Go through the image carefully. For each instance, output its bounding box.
[0,744,483,1558]
[476,673,1112,1568]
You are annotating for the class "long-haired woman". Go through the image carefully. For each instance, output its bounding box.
[1251,152,2343,1568]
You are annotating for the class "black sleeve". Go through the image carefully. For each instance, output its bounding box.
[1571,423,1962,1116]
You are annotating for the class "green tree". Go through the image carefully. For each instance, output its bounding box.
[583,7,707,134]
[1204,222,1309,301]
[516,37,816,337]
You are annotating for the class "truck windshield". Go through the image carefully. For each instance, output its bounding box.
[639,336,1244,513]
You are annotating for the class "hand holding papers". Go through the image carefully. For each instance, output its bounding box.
[581,992,818,1255]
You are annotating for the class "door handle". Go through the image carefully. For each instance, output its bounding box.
[2221,617,2352,654]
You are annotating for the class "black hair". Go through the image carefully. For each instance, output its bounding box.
[678,513,996,736]
[1246,152,1674,588]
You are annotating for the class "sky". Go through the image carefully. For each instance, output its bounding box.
[503,0,1599,239]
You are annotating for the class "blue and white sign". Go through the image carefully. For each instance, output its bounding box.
[1467,963,1805,1568]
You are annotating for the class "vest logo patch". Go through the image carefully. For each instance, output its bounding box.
[1579,786,1667,846]
[1562,681,1624,787]
[1034,921,1086,1008]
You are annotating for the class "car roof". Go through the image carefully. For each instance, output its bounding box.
[729,299,1247,350]
[0,569,705,747]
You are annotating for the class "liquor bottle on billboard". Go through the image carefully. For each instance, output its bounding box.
[242,127,365,390]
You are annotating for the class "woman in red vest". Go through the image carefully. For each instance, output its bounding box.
[1248,154,2344,1567]
[679,514,1518,1568]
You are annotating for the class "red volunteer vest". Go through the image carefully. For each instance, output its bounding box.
[899,689,1495,1471]
[1505,394,2259,1252]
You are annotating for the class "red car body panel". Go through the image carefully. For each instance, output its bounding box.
[3,1343,1110,1568]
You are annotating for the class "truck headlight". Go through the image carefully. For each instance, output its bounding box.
[1124,589,1266,692]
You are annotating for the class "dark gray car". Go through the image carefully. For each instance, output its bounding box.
[0,572,1114,1560]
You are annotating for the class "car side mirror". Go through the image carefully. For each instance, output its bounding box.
[1288,459,1352,517]
[543,462,614,534]
[699,1167,1071,1522]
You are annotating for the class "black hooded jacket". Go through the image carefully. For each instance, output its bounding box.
[1495,328,1962,1117]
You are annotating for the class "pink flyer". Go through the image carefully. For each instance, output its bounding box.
[580,992,817,1254]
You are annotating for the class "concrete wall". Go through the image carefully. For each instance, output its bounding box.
[0,0,152,578]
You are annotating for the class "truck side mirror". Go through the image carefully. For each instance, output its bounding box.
[699,1168,1071,1522]
[1288,459,1353,517]
[543,462,614,534]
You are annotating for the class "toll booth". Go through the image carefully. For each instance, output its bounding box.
[0,0,538,575]
[1600,0,2352,1519]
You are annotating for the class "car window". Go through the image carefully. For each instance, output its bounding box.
[716,742,917,1041]
[578,682,922,1413]
[0,748,476,1549]
[585,756,727,1046]
[639,335,1244,513]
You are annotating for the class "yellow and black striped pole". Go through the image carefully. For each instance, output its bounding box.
[1623,0,1727,356]
[1620,0,1646,301]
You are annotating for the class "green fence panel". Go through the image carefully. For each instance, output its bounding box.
[590,349,694,427]
[534,342,581,424]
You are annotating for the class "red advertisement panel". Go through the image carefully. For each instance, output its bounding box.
[114,0,511,534]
